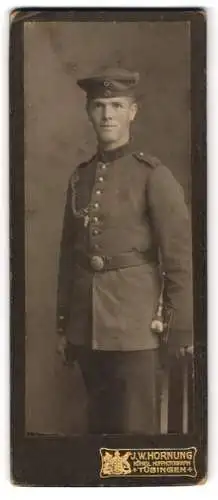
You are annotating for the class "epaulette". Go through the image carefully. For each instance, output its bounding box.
[77,154,96,169]
[132,151,162,169]
[77,161,89,169]
[70,154,96,186]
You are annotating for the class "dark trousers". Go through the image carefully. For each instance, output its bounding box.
[66,344,161,434]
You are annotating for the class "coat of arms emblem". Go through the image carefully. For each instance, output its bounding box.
[100,449,132,477]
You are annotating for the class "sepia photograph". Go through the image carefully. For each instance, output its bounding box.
[10,8,206,486]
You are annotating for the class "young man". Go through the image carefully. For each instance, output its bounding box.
[56,68,193,434]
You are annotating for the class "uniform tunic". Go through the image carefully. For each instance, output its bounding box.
[57,142,193,352]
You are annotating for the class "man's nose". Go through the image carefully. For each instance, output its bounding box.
[102,105,113,120]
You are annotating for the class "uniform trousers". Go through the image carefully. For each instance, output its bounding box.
[66,343,161,434]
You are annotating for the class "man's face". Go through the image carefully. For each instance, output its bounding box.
[87,96,137,147]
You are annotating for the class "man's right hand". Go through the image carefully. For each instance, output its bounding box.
[56,335,68,364]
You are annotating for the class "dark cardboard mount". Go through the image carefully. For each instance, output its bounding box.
[10,8,207,486]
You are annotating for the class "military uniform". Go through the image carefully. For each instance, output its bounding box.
[56,69,193,434]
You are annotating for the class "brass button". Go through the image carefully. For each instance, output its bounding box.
[101,164,106,170]
[92,229,99,236]
[90,255,104,271]
[93,243,100,250]
[96,189,102,195]
[98,176,104,182]
[93,216,99,223]
[93,202,100,209]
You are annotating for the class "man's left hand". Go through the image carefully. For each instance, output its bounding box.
[168,345,194,358]
[180,345,194,356]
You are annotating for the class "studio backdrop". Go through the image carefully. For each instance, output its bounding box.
[24,20,191,434]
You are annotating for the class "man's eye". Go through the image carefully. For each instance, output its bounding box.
[94,102,102,109]
[112,102,122,109]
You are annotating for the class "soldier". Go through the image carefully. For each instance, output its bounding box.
[56,67,193,434]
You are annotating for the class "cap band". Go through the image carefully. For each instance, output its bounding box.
[77,68,139,99]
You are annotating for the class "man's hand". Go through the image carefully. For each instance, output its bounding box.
[180,345,194,356]
[170,345,194,358]
[167,344,194,359]
[56,335,68,364]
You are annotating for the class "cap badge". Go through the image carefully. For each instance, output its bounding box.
[103,80,111,87]
[104,89,112,97]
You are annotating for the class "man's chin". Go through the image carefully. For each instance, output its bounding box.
[98,131,119,143]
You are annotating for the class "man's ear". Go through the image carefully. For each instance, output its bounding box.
[86,102,93,124]
[130,101,138,122]
[86,99,90,117]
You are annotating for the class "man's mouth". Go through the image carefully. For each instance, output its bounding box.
[100,124,116,129]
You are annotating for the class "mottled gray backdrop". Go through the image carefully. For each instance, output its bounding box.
[24,21,191,434]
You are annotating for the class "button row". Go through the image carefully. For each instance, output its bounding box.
[89,163,108,239]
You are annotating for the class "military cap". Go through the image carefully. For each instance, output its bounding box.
[77,67,140,99]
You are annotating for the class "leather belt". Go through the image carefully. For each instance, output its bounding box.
[73,249,157,272]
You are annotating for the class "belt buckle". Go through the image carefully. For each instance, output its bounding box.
[90,255,105,271]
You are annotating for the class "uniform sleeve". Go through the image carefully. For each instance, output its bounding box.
[56,179,74,335]
[147,164,193,349]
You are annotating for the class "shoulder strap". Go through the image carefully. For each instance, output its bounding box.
[74,153,97,171]
[132,151,162,169]
[70,153,97,192]
[70,154,96,183]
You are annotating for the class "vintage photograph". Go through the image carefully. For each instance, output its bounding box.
[11,8,206,486]
[24,16,193,436]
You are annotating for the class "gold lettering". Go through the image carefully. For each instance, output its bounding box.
[167,467,173,473]
[160,467,166,473]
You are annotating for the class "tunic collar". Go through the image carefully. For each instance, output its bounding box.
[96,140,132,163]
